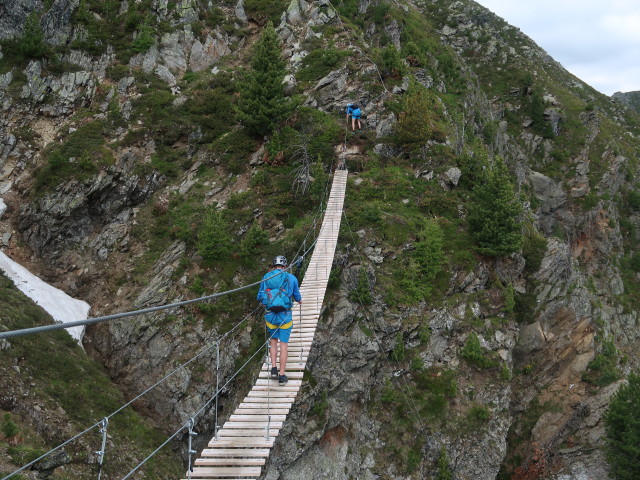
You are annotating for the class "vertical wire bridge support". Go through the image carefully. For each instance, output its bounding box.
[187,418,197,480]
[214,341,220,441]
[96,417,108,480]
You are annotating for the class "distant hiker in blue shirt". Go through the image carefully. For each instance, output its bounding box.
[346,103,362,132]
[257,255,302,385]
[346,103,355,122]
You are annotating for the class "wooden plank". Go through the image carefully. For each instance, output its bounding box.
[229,415,287,422]
[239,400,294,407]
[259,367,305,376]
[247,391,298,398]
[258,364,307,372]
[223,422,283,429]
[194,458,265,466]
[219,429,280,437]
[254,379,302,386]
[208,437,275,447]
[233,408,290,415]
[188,466,261,477]
[199,448,270,457]
[251,386,300,392]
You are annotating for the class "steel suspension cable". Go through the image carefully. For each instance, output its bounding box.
[0,239,320,341]
[121,326,283,480]
[0,305,264,480]
[1,423,100,480]
[106,305,264,420]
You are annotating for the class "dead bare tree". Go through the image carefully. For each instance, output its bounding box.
[289,131,315,194]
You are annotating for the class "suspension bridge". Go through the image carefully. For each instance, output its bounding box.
[0,168,348,480]
[185,168,347,479]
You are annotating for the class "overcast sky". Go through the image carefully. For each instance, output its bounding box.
[474,0,640,96]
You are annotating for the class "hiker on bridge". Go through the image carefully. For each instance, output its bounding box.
[257,255,302,385]
[345,103,362,132]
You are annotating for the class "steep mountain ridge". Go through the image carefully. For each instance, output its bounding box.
[1,0,640,478]
[613,90,640,113]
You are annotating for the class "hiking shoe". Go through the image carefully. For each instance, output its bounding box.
[270,367,278,379]
[278,374,288,385]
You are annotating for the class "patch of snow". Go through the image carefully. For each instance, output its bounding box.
[0,251,90,343]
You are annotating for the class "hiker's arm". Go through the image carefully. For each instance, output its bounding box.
[292,278,302,303]
[257,280,266,304]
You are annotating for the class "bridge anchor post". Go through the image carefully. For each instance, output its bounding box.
[186,418,197,479]
[96,417,108,480]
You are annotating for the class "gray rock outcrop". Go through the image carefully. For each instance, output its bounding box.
[19,150,162,257]
[129,27,231,82]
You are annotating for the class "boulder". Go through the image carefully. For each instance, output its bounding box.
[441,167,461,188]
[176,0,198,23]
[314,69,348,107]
[155,64,176,86]
[0,72,12,90]
[516,321,546,355]
[189,33,231,72]
[235,0,248,24]
[135,241,186,307]
[34,448,71,472]
[41,0,80,46]
[286,0,302,24]
[117,76,135,96]
[364,246,383,264]
[160,30,190,73]
[375,113,396,138]
[529,171,566,213]
[383,19,402,50]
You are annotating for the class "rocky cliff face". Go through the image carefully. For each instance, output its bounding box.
[1,0,640,479]
[612,90,640,113]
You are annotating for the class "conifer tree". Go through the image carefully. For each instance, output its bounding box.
[20,11,46,59]
[394,81,446,147]
[468,157,523,257]
[604,373,640,480]
[237,22,290,137]
[414,219,445,289]
[197,209,232,262]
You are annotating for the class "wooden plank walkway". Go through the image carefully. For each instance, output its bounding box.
[183,169,348,479]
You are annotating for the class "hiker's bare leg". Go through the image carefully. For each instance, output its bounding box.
[352,118,356,131]
[279,342,288,375]
[270,338,278,368]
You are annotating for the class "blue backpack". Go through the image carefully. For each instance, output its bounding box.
[264,272,292,313]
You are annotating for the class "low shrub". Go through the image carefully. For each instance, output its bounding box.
[582,338,620,387]
[460,332,495,369]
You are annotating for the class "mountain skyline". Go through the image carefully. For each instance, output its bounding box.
[476,0,640,95]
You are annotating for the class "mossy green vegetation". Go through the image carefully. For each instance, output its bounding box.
[376,365,457,475]
[1,11,47,61]
[34,119,116,194]
[0,274,182,478]
[295,47,350,84]
[394,81,447,148]
[243,0,288,24]
[460,332,496,369]
[582,337,621,387]
[605,372,640,480]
